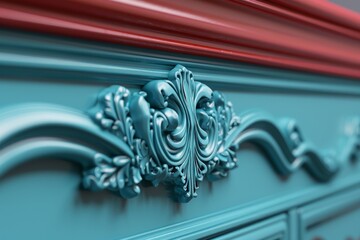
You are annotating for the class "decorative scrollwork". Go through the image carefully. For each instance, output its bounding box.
[84,65,240,202]
[81,65,354,202]
[0,65,357,203]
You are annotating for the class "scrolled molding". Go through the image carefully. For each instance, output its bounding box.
[82,65,356,202]
[0,65,358,202]
[0,104,132,175]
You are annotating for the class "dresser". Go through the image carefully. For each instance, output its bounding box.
[0,1,360,239]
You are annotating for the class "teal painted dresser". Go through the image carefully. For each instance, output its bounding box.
[0,1,360,239]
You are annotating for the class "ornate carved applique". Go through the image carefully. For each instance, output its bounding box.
[84,65,240,202]
[80,65,353,202]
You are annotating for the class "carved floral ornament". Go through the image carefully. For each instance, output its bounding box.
[84,65,241,202]
[0,65,358,203]
[81,65,355,202]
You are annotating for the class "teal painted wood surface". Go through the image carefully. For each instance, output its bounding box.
[213,215,288,240]
[0,29,359,239]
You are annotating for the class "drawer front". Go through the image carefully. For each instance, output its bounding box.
[298,188,360,240]
[213,215,288,240]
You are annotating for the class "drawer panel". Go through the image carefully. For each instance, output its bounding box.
[213,215,288,240]
[298,188,360,240]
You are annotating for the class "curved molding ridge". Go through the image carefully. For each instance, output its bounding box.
[0,104,133,176]
[226,113,340,182]
[0,65,358,202]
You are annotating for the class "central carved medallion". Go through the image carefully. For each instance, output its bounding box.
[84,65,240,202]
[82,64,343,203]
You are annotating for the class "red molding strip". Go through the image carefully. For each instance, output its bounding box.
[0,0,359,78]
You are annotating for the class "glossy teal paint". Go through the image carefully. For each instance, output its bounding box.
[0,29,359,239]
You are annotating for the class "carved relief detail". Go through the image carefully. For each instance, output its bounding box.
[0,65,357,203]
[84,65,240,202]
[82,65,350,202]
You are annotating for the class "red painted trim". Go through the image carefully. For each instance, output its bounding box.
[0,0,359,78]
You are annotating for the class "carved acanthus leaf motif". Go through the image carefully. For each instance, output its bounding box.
[82,65,352,202]
[84,65,240,202]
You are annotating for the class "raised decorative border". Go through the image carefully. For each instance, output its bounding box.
[0,65,358,202]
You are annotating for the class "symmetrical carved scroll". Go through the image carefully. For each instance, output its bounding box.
[0,65,359,202]
[80,65,355,202]
[84,65,240,202]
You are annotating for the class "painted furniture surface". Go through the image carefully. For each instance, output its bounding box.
[0,1,360,240]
